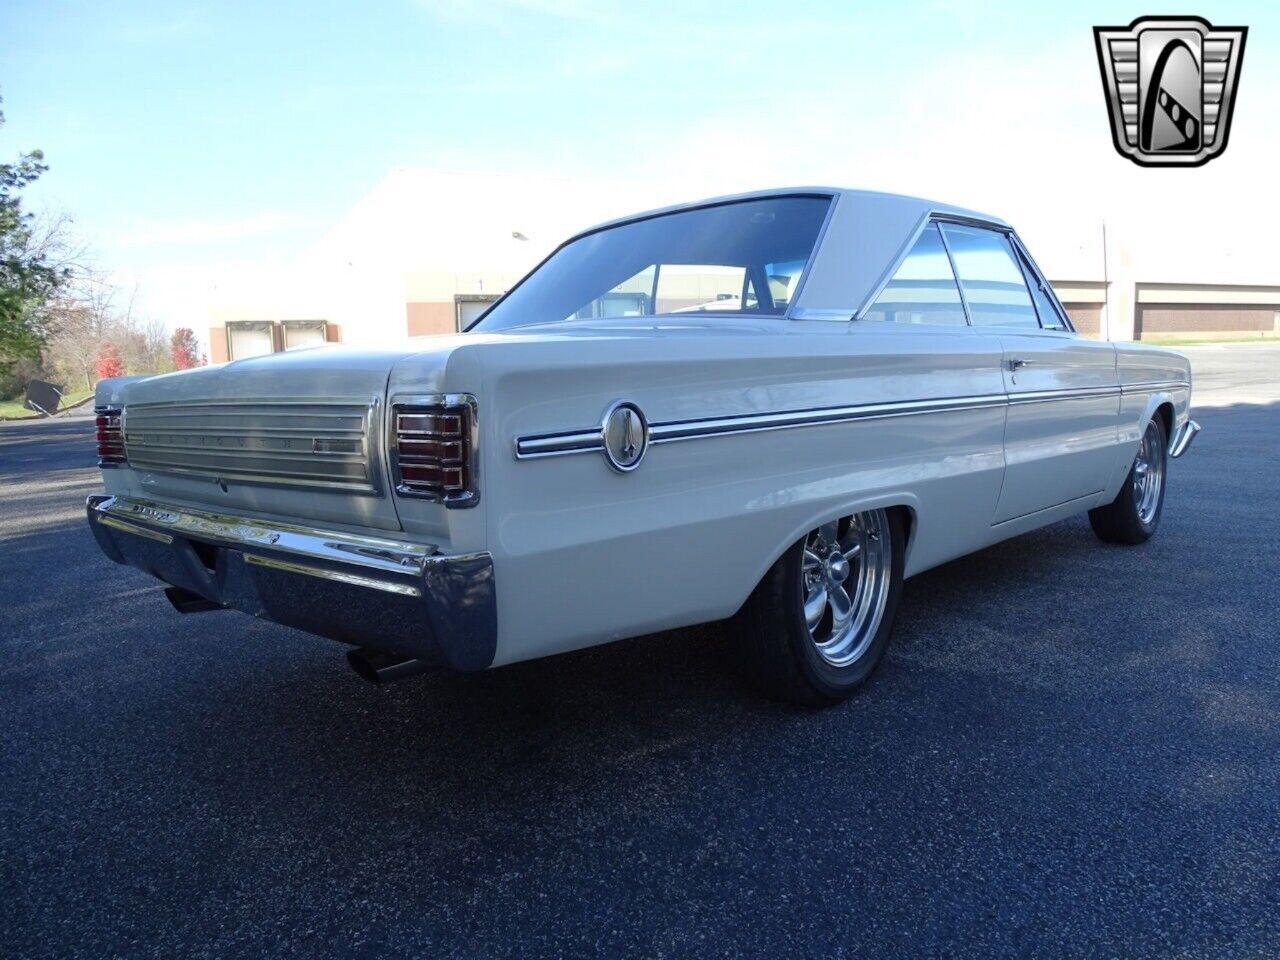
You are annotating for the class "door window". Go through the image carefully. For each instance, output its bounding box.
[1013,244,1069,331]
[863,223,967,326]
[939,224,1040,329]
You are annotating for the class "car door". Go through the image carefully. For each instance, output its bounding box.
[938,222,1120,523]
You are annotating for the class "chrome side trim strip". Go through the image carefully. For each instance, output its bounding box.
[515,388,1131,459]
[89,496,437,577]
[515,430,607,459]
[244,553,423,597]
[1005,385,1122,405]
[1120,380,1191,392]
[650,394,1008,444]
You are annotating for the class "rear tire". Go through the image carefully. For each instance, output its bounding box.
[737,509,905,706]
[1089,417,1167,545]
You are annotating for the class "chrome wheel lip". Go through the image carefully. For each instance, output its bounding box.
[801,509,893,668]
[1133,422,1165,526]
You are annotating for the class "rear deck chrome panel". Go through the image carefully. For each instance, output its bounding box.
[123,398,383,495]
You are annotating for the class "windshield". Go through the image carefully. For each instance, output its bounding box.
[472,195,831,331]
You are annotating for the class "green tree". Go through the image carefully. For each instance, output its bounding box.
[0,96,68,376]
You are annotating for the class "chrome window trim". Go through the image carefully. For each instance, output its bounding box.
[517,388,1133,460]
[1008,232,1077,333]
[386,392,481,508]
[935,221,1045,333]
[781,193,841,319]
[851,211,1015,323]
[934,220,973,326]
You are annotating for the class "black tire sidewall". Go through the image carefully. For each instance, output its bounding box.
[1123,417,1168,537]
[780,510,906,700]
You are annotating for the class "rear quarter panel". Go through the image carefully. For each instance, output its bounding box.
[468,321,1008,665]
[1106,342,1193,497]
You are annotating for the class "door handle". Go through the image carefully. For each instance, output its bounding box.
[1007,358,1033,371]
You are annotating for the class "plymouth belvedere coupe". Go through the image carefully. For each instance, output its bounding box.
[87,188,1199,704]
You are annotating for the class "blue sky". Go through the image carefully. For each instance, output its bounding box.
[2,1,1276,324]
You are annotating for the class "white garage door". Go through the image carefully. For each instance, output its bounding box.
[226,322,275,361]
[456,299,496,330]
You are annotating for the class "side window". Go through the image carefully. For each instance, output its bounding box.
[1013,243,1069,331]
[863,223,967,326]
[939,224,1039,329]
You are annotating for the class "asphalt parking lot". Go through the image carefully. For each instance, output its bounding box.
[2,345,1278,958]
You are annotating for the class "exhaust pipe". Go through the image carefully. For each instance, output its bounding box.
[164,586,223,614]
[346,647,433,685]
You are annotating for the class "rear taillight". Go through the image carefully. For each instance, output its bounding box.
[390,397,477,507]
[96,407,126,466]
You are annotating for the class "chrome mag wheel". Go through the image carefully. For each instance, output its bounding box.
[1133,421,1165,525]
[801,509,894,667]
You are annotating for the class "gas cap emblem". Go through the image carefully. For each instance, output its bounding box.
[601,400,649,473]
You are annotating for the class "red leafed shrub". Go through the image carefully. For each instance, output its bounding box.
[170,327,206,370]
[95,342,124,380]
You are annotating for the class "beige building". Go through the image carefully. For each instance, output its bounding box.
[207,170,1280,361]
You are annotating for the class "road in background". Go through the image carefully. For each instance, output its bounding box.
[1182,342,1280,406]
[2,346,1277,958]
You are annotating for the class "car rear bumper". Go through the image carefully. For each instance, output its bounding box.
[85,495,496,671]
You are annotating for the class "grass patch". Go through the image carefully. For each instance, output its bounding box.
[0,388,94,420]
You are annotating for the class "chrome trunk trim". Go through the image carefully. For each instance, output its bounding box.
[122,396,385,495]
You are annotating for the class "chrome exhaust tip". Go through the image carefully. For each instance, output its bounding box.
[345,648,432,685]
[1169,419,1201,458]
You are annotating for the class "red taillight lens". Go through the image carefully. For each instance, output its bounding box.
[391,400,475,505]
[96,408,126,466]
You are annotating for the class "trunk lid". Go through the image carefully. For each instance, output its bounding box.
[118,348,412,533]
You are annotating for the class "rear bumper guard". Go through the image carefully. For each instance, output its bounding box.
[85,495,496,671]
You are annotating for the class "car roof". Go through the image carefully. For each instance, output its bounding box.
[573,186,1007,236]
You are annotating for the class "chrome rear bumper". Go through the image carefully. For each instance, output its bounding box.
[1169,419,1201,458]
[86,495,496,671]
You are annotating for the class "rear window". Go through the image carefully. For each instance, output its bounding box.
[472,196,831,331]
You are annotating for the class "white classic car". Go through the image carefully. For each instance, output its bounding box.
[87,188,1199,704]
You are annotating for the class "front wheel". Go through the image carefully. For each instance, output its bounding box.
[737,508,905,706]
[1089,416,1168,544]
